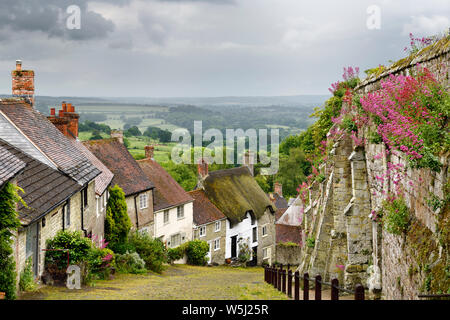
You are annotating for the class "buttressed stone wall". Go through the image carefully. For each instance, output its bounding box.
[298,37,449,299]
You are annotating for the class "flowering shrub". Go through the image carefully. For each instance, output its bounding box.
[404,33,434,55]
[87,247,116,280]
[360,67,449,171]
[380,196,410,235]
[115,251,146,274]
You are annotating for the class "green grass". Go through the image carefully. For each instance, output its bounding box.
[19,265,288,300]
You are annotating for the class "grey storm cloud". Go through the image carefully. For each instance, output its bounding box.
[157,0,235,3]
[0,0,115,40]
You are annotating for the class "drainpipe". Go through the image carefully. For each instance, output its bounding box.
[134,195,139,230]
[81,187,88,237]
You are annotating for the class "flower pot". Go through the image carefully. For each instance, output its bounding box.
[225,258,231,264]
[0,292,5,300]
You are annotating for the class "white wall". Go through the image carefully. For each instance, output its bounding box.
[225,212,258,259]
[154,201,193,248]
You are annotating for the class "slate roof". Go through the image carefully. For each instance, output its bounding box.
[70,138,114,196]
[201,166,275,225]
[268,193,288,210]
[0,101,100,185]
[276,224,302,245]
[188,189,226,226]
[137,157,192,212]
[83,138,154,197]
[0,141,26,188]
[0,139,82,226]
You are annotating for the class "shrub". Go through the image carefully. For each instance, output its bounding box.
[0,182,22,299]
[167,246,185,264]
[306,237,315,248]
[87,247,115,280]
[381,197,411,235]
[105,185,131,253]
[128,232,167,273]
[340,116,357,133]
[45,230,92,271]
[237,238,252,266]
[19,258,37,292]
[185,240,209,266]
[115,251,146,274]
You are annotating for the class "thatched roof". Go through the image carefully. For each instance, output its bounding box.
[202,166,275,225]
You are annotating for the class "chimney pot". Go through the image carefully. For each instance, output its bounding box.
[198,158,209,178]
[274,182,283,197]
[16,60,22,71]
[111,130,124,144]
[243,150,255,176]
[145,145,154,159]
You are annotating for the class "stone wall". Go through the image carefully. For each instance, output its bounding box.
[275,244,302,266]
[298,37,449,298]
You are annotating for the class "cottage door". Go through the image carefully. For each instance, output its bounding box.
[206,241,212,263]
[26,223,39,277]
[231,235,237,258]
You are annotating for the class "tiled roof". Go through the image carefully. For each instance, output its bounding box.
[83,138,154,196]
[188,189,226,226]
[202,166,275,225]
[137,157,192,211]
[275,208,287,221]
[277,196,303,226]
[0,139,82,225]
[0,101,100,185]
[0,112,56,169]
[276,224,302,245]
[268,193,288,210]
[70,138,114,196]
[0,140,26,187]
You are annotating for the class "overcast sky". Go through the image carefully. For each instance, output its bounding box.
[0,0,448,97]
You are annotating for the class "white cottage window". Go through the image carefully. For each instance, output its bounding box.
[139,193,148,209]
[199,226,206,237]
[214,238,220,251]
[177,206,184,219]
[214,221,221,232]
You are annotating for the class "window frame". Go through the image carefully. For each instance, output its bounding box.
[199,226,206,237]
[139,193,148,210]
[262,224,268,237]
[163,210,169,224]
[177,205,184,220]
[213,238,220,251]
[214,221,221,232]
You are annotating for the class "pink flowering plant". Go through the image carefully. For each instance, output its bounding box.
[360,66,449,172]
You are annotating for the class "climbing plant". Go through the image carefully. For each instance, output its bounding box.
[0,182,24,299]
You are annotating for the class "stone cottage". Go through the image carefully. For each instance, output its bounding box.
[196,158,276,265]
[84,138,155,236]
[137,146,194,252]
[189,189,227,265]
[47,102,115,245]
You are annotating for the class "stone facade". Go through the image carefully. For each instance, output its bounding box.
[298,37,449,298]
[193,218,227,265]
[275,244,302,266]
[257,209,276,266]
[126,189,154,237]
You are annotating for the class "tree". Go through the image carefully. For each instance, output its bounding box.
[105,185,131,252]
[275,148,310,198]
[161,161,197,191]
[125,126,142,137]
[0,183,23,299]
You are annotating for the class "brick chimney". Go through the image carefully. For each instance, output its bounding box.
[274,182,282,197]
[145,145,154,159]
[243,150,255,176]
[12,60,35,107]
[111,130,124,144]
[198,158,209,179]
[47,101,79,138]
